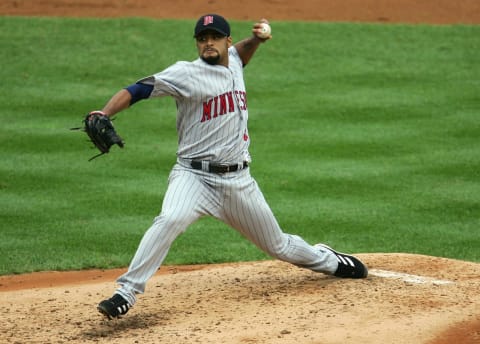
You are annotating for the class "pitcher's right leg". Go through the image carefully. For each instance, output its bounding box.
[98,166,208,319]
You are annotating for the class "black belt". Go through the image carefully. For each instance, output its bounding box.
[190,161,248,173]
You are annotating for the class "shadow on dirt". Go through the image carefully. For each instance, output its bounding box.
[81,311,170,340]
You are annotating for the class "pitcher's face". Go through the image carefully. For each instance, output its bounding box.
[196,31,232,66]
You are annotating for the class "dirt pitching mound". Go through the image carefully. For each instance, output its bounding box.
[1,254,479,344]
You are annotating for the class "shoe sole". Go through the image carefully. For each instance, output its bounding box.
[97,305,114,320]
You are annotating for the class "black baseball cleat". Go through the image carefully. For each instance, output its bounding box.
[316,244,368,279]
[97,294,131,320]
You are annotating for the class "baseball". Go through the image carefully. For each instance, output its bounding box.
[257,23,271,39]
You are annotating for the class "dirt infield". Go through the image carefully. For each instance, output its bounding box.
[1,0,480,24]
[1,1,479,343]
[1,255,479,344]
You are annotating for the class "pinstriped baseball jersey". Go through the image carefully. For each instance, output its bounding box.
[138,47,250,163]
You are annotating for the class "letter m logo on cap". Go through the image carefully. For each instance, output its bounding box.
[203,15,214,26]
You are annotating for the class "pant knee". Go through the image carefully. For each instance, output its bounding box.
[264,236,291,261]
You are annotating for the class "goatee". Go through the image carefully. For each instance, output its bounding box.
[201,55,220,65]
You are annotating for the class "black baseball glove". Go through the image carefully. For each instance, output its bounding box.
[73,111,124,161]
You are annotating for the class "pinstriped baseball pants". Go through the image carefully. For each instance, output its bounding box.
[116,163,337,305]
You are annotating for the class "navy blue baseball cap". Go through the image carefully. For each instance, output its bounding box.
[194,14,230,37]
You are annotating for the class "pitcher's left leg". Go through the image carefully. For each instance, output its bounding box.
[221,173,338,274]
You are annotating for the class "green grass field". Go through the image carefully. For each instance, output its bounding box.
[0,17,479,275]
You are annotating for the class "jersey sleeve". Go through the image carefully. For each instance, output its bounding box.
[136,62,191,99]
[229,46,244,69]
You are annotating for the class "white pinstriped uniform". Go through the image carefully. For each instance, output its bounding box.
[115,47,338,306]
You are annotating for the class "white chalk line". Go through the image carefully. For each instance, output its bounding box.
[369,269,454,285]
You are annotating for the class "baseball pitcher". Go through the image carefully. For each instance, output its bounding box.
[86,14,368,320]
